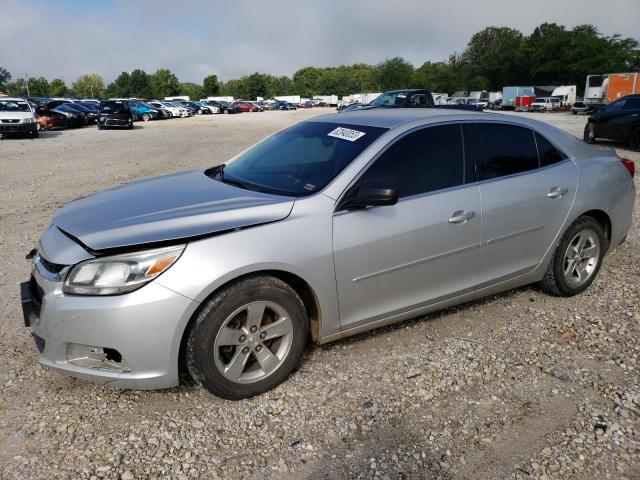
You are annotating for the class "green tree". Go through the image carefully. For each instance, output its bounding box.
[266,75,293,97]
[374,57,415,91]
[150,69,180,98]
[72,74,105,98]
[179,82,204,100]
[49,78,68,97]
[203,74,220,96]
[27,77,50,97]
[462,27,525,89]
[6,78,27,97]
[292,67,324,97]
[0,67,11,91]
[105,72,131,98]
[128,69,151,98]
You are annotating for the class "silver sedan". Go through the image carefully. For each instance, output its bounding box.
[22,109,635,399]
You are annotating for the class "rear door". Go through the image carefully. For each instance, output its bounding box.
[333,124,482,329]
[465,123,577,285]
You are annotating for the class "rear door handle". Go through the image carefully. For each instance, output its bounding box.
[546,187,568,199]
[448,210,475,224]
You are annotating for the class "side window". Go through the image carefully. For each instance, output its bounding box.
[535,133,568,167]
[622,98,640,110]
[356,124,464,198]
[465,124,539,181]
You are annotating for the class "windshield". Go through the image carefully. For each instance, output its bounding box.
[218,122,388,197]
[0,100,31,112]
[100,101,129,113]
[369,92,411,107]
[535,98,547,102]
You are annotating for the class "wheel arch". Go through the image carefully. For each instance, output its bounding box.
[177,269,322,382]
[578,209,611,249]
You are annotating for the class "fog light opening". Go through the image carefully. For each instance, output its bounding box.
[103,348,122,363]
[65,343,129,372]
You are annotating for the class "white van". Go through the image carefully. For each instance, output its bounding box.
[531,97,562,112]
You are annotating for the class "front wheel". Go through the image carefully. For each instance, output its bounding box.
[583,123,596,144]
[186,276,308,399]
[540,216,606,296]
[142,113,151,122]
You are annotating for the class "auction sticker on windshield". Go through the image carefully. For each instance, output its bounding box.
[328,127,366,142]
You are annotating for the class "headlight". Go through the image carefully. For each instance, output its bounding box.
[63,245,185,295]
[23,117,35,123]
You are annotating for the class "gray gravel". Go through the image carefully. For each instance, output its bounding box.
[0,110,638,479]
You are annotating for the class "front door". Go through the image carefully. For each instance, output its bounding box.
[333,124,482,330]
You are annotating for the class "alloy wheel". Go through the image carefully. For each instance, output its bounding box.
[562,229,600,287]
[213,301,294,384]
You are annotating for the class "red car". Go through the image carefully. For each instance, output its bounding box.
[233,101,260,112]
[297,101,313,109]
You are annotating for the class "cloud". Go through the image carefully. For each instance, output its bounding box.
[1,0,638,84]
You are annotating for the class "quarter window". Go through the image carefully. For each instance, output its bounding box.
[535,133,568,167]
[355,124,464,198]
[464,124,539,181]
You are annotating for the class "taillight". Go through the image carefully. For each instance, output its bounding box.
[621,158,635,178]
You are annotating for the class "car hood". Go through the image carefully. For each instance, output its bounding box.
[52,169,295,251]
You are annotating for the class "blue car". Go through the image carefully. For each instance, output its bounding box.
[124,100,159,122]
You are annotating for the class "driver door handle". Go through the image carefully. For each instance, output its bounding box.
[448,210,475,224]
[546,187,568,199]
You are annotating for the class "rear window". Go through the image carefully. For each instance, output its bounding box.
[535,133,568,167]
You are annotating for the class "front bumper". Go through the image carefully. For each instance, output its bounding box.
[0,122,37,134]
[22,261,198,389]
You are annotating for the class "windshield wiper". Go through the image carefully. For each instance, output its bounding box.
[211,165,268,193]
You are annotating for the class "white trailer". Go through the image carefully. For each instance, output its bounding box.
[358,92,382,104]
[488,91,502,103]
[206,96,235,103]
[313,95,339,106]
[275,95,301,104]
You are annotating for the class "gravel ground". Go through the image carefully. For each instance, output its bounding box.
[0,109,638,480]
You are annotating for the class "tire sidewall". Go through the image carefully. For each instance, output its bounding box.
[584,123,596,143]
[552,217,605,296]
[186,277,308,399]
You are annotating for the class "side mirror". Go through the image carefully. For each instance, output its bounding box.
[340,184,398,210]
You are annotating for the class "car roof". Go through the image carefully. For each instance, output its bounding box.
[308,108,480,129]
[0,97,29,102]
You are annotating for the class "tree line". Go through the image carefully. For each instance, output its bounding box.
[1,23,637,100]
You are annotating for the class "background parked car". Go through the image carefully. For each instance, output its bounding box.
[233,101,260,112]
[0,97,39,138]
[38,101,87,127]
[125,100,159,121]
[531,97,562,112]
[571,99,597,115]
[97,100,134,129]
[584,94,640,150]
[35,109,69,130]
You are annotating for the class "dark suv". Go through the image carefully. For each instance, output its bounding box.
[98,101,134,129]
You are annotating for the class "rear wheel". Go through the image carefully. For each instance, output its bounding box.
[142,113,151,122]
[540,216,606,296]
[186,276,308,399]
[583,123,596,144]
[629,127,640,151]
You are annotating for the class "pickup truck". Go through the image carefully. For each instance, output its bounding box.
[340,89,480,113]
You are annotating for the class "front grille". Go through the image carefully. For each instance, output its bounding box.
[29,275,43,316]
[32,333,46,353]
[1,119,20,123]
[0,124,32,132]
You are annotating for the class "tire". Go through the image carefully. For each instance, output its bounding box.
[97,124,103,130]
[142,113,151,122]
[583,123,596,144]
[223,109,229,114]
[30,130,38,138]
[186,276,309,400]
[540,216,607,297]
[629,127,640,152]
[127,124,133,130]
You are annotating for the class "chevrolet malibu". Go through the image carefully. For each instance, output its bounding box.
[22,110,635,399]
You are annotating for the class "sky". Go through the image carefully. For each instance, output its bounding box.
[1,0,639,85]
